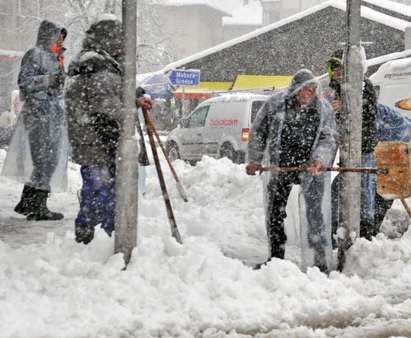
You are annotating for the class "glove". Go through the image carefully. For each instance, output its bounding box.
[49,72,66,88]
[136,96,153,110]
[246,163,262,176]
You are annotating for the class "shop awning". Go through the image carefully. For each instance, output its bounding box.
[231,75,292,90]
[173,81,232,99]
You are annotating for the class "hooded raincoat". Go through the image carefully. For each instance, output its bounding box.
[1,20,68,192]
[248,69,337,271]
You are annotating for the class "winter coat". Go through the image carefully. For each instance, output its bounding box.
[1,20,68,192]
[248,89,336,170]
[65,19,124,166]
[18,20,65,103]
[329,77,378,155]
[376,104,411,142]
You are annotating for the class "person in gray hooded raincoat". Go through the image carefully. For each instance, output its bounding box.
[2,20,67,221]
[246,69,337,272]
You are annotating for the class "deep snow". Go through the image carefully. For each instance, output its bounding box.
[1,149,411,338]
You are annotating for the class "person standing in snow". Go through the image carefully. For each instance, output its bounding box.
[326,49,378,244]
[246,69,337,272]
[65,18,152,244]
[7,20,67,221]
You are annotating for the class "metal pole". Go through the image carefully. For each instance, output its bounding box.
[337,0,363,271]
[115,0,138,265]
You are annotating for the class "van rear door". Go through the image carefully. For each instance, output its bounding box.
[249,100,265,126]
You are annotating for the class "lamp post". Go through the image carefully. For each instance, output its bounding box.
[337,0,364,271]
[114,0,138,265]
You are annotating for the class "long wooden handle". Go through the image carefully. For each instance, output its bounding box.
[400,198,411,218]
[261,165,388,175]
[145,112,189,202]
[142,108,183,244]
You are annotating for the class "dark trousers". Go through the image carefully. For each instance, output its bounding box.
[375,193,393,233]
[331,169,381,247]
[266,172,326,259]
[75,163,116,235]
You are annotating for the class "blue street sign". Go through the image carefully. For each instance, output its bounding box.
[169,69,201,86]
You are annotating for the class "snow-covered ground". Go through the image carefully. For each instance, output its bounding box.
[1,149,411,338]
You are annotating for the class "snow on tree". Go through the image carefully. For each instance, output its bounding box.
[62,0,176,72]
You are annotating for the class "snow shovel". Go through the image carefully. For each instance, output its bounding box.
[143,111,189,202]
[142,107,183,244]
[375,141,411,218]
[260,165,388,175]
[261,140,411,218]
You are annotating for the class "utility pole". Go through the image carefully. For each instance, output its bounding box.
[115,0,138,265]
[337,0,364,271]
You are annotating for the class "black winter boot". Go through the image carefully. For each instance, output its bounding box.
[26,189,64,221]
[14,185,36,215]
[75,225,95,244]
[314,248,328,274]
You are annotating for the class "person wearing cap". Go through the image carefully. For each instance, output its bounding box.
[326,49,378,243]
[65,18,152,244]
[4,20,68,221]
[246,69,337,272]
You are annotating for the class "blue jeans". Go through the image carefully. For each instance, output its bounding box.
[75,164,116,235]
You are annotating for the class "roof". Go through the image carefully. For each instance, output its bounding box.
[222,0,263,26]
[162,0,411,73]
[367,48,411,68]
[155,0,232,16]
[0,49,24,58]
[363,0,411,18]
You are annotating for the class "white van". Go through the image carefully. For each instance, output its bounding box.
[166,93,269,163]
[370,57,411,118]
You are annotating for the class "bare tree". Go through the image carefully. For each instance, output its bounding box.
[62,0,176,72]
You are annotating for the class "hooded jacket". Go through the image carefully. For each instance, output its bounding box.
[248,69,337,169]
[18,20,66,102]
[327,50,378,155]
[65,19,124,166]
[377,104,411,142]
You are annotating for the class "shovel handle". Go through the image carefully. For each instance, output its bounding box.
[261,165,388,175]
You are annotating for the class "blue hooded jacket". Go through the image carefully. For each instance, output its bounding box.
[376,104,411,142]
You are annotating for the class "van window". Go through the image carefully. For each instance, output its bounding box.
[189,105,209,128]
[250,101,265,123]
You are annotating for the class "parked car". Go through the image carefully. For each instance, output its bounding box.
[166,93,269,164]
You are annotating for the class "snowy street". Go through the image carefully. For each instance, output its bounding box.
[1,150,411,338]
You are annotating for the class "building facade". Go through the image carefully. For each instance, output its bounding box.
[163,2,410,83]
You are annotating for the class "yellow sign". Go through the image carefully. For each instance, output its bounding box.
[231,75,292,90]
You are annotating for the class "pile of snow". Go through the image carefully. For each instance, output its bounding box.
[1,151,411,337]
